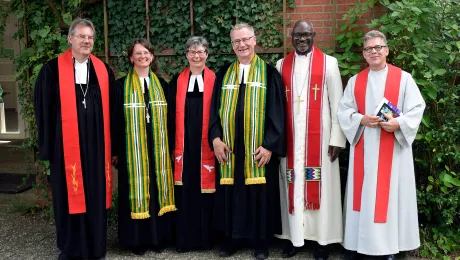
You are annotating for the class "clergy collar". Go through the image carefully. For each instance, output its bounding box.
[140,76,149,93]
[73,57,89,66]
[239,63,250,84]
[369,63,388,73]
[188,74,204,92]
[295,50,312,59]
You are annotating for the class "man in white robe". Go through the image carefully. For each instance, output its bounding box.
[276,20,346,260]
[337,30,425,260]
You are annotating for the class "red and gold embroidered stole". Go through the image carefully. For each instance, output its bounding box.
[58,49,112,214]
[174,66,216,193]
[354,64,401,223]
[281,47,326,214]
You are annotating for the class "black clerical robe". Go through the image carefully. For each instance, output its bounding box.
[168,71,215,251]
[112,75,174,250]
[34,57,116,259]
[208,62,286,241]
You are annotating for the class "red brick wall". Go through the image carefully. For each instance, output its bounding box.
[285,0,387,51]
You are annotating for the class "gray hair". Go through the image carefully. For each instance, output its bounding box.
[230,22,255,38]
[185,36,209,53]
[363,30,387,45]
[68,18,96,39]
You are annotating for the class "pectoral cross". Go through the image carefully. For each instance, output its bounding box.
[285,87,290,100]
[82,98,86,109]
[294,96,304,114]
[146,112,150,123]
[312,84,320,101]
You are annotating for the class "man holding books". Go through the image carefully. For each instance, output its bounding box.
[337,30,425,260]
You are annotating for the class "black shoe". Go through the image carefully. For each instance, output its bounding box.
[344,250,359,260]
[281,241,297,258]
[254,248,269,260]
[314,244,329,260]
[151,245,164,253]
[219,242,237,257]
[131,246,148,255]
[58,253,81,260]
[382,255,396,260]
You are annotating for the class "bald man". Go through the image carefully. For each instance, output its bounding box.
[275,20,346,260]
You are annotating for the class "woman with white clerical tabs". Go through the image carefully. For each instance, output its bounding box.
[112,38,176,256]
[167,36,217,252]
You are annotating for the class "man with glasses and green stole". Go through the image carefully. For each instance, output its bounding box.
[338,30,425,260]
[209,22,286,260]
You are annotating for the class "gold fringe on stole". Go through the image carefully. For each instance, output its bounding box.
[175,181,183,185]
[158,205,178,216]
[201,189,216,193]
[245,177,266,185]
[131,212,151,219]
[220,178,234,185]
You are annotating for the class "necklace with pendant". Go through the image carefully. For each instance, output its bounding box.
[74,58,90,109]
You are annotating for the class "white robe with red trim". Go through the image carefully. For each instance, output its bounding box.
[275,52,346,246]
[337,66,425,255]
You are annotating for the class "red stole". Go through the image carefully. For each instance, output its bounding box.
[281,47,326,214]
[58,49,112,214]
[354,64,401,223]
[173,66,216,193]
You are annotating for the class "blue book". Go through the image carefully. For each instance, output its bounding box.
[374,98,403,122]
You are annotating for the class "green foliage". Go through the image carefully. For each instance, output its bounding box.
[3,0,291,210]
[333,0,377,77]
[337,0,460,258]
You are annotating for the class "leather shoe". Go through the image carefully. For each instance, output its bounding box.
[219,244,236,257]
[131,246,148,255]
[281,242,296,258]
[315,257,327,260]
[343,250,359,260]
[382,255,396,260]
[254,248,269,260]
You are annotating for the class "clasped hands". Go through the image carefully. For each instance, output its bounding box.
[212,137,272,167]
[360,113,399,133]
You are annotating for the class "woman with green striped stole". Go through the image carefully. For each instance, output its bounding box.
[112,38,176,255]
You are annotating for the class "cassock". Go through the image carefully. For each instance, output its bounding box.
[113,75,174,249]
[34,54,115,259]
[168,68,215,251]
[337,65,425,255]
[275,51,346,246]
[208,61,285,241]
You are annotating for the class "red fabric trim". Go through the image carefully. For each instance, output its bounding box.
[58,50,112,213]
[174,67,216,192]
[375,64,401,223]
[304,47,325,209]
[353,68,369,212]
[354,64,402,223]
[90,53,112,210]
[281,47,326,213]
[58,49,86,214]
[281,51,295,214]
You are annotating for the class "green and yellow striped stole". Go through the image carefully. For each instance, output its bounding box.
[219,54,267,185]
[123,68,176,218]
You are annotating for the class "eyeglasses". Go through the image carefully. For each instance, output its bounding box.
[292,32,315,39]
[231,36,255,46]
[363,45,387,53]
[74,34,94,41]
[133,51,152,56]
[187,50,207,57]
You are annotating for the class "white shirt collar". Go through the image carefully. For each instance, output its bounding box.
[74,58,89,84]
[239,64,250,84]
[140,77,149,93]
[188,74,204,92]
[294,50,312,59]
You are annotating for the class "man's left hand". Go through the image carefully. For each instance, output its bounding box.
[254,146,272,167]
[328,146,341,162]
[379,113,400,133]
